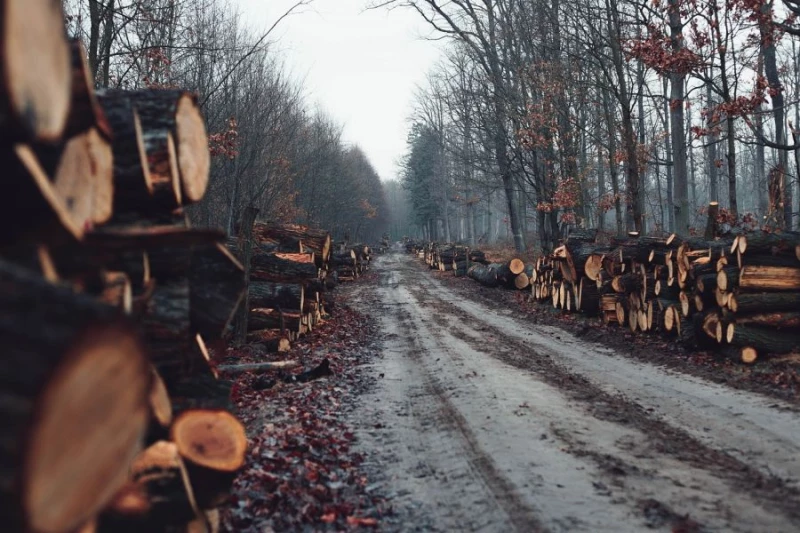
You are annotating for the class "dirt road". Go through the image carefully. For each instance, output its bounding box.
[345,251,800,532]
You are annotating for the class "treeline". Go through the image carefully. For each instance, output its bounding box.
[387,0,800,251]
[63,0,389,242]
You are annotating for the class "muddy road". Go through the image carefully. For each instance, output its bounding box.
[345,251,800,532]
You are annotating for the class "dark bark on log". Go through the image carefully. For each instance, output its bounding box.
[0,145,84,248]
[142,279,191,385]
[248,281,304,312]
[704,202,720,240]
[734,311,800,329]
[250,253,318,283]
[737,230,800,256]
[727,323,800,354]
[97,91,153,213]
[190,243,245,340]
[468,264,499,287]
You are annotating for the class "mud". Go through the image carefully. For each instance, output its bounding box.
[343,250,800,532]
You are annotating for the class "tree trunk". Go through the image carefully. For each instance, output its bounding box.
[668,0,689,234]
[234,206,259,345]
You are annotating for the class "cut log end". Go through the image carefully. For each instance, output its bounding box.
[5,0,71,140]
[170,409,247,473]
[176,94,209,202]
[24,324,151,533]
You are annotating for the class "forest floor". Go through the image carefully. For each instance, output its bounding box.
[221,249,800,532]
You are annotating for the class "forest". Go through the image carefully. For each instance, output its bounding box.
[63,0,390,243]
[390,0,800,252]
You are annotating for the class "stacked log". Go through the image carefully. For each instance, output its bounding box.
[0,19,247,532]
[415,219,800,365]
[230,223,335,346]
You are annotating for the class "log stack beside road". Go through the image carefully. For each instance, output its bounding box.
[0,5,367,531]
[409,218,800,365]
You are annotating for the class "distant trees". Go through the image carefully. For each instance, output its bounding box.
[382,0,800,249]
[63,0,389,242]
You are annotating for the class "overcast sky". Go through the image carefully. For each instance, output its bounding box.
[236,0,444,181]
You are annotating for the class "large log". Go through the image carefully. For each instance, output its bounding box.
[467,264,499,287]
[737,230,800,256]
[189,243,245,340]
[0,260,151,533]
[253,223,331,265]
[728,291,800,313]
[126,90,209,203]
[0,0,71,142]
[726,323,800,354]
[738,265,800,291]
[170,409,247,509]
[250,252,318,283]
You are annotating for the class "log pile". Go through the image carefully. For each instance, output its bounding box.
[0,13,246,531]
[228,223,334,350]
[530,228,800,359]
[412,219,800,364]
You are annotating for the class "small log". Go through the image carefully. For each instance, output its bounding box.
[716,266,739,292]
[216,361,300,375]
[126,90,210,203]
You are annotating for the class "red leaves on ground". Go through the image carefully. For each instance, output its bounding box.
[218,288,390,532]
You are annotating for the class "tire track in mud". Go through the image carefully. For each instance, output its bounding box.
[379,279,545,532]
[399,262,800,527]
